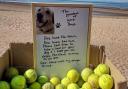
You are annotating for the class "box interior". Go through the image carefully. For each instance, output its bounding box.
[0,43,127,89]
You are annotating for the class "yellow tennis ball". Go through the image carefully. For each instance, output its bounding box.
[67,69,79,83]
[5,67,19,79]
[55,84,65,89]
[29,82,41,89]
[94,64,109,76]
[82,82,92,89]
[42,82,54,89]
[50,76,60,86]
[81,68,93,81]
[38,75,48,85]
[67,83,79,89]
[61,77,71,87]
[88,74,99,89]
[11,75,26,89]
[99,74,113,89]
[24,69,37,83]
[0,81,10,89]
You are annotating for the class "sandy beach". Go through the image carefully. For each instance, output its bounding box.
[0,3,128,83]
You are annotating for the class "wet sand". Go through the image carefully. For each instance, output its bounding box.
[0,3,128,83]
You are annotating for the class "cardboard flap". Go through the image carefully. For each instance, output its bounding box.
[89,45,106,67]
[0,50,9,79]
[9,42,33,73]
[105,59,127,89]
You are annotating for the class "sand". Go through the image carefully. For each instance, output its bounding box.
[0,3,128,82]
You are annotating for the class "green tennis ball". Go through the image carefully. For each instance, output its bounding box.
[38,75,48,85]
[67,83,79,89]
[88,74,99,89]
[99,74,113,89]
[81,68,93,81]
[42,82,54,89]
[5,67,19,79]
[0,81,10,89]
[61,77,71,87]
[82,82,92,89]
[11,75,26,89]
[24,69,37,83]
[67,69,79,83]
[24,84,28,88]
[55,84,65,89]
[77,77,84,87]
[94,64,109,76]
[29,82,41,89]
[50,76,60,86]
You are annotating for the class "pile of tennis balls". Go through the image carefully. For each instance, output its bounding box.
[0,63,114,89]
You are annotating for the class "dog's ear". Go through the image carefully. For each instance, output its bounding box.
[45,9,50,15]
[52,13,54,24]
[38,9,41,12]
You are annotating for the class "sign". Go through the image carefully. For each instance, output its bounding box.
[32,3,92,78]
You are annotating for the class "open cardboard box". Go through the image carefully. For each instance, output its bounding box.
[0,43,127,89]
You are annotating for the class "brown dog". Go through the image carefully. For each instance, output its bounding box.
[36,8,54,34]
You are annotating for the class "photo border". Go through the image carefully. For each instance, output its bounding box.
[32,3,92,70]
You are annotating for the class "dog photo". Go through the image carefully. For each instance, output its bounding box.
[36,7,54,34]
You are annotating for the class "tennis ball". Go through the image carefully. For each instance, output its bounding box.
[67,83,79,89]
[29,82,41,89]
[67,69,79,83]
[42,82,54,89]
[0,81,10,89]
[82,82,92,89]
[5,67,19,79]
[24,84,28,88]
[50,76,60,86]
[94,64,109,76]
[61,77,71,87]
[11,75,26,89]
[24,69,37,83]
[88,74,99,89]
[99,74,113,89]
[81,68,93,81]
[77,77,84,87]
[55,84,65,89]
[38,75,48,85]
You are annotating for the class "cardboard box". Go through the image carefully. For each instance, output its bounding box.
[0,43,127,89]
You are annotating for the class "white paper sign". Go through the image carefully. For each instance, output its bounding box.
[32,3,92,78]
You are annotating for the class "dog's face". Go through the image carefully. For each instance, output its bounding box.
[37,8,54,33]
[40,8,45,15]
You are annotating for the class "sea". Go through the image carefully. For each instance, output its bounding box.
[0,0,128,16]
[0,0,128,9]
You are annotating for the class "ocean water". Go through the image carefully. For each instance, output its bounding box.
[0,0,128,9]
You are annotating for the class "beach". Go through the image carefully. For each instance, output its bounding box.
[0,2,128,83]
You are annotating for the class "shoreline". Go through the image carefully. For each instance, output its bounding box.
[93,7,128,17]
[0,2,128,17]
